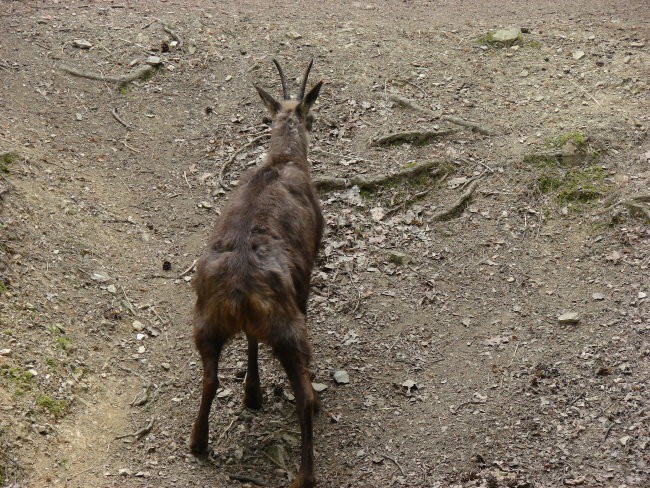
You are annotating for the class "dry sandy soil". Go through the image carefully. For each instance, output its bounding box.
[1,1,649,487]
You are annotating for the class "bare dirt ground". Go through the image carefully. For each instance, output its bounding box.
[1,1,649,487]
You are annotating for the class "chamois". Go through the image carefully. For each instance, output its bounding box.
[190,58,324,488]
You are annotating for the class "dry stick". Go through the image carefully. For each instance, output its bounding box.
[381,453,406,477]
[162,24,183,51]
[371,129,455,147]
[431,179,479,221]
[61,64,155,86]
[389,94,498,135]
[111,107,130,129]
[228,474,266,486]
[314,160,443,193]
[218,133,271,188]
[178,258,198,278]
[114,416,155,440]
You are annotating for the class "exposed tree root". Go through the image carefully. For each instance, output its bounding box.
[162,24,183,51]
[389,94,498,135]
[388,94,441,119]
[314,160,445,192]
[371,129,455,147]
[114,417,155,440]
[431,179,479,221]
[440,114,498,136]
[228,474,266,486]
[110,107,130,129]
[61,64,156,87]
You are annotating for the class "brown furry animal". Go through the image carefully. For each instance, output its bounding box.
[190,59,324,488]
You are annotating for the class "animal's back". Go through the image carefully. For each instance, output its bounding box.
[193,160,323,342]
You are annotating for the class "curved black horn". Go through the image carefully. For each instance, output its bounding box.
[298,58,314,100]
[272,59,290,100]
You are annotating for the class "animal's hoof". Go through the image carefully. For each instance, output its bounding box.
[189,424,209,456]
[243,387,263,410]
[289,474,314,488]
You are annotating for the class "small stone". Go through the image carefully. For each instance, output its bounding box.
[630,41,645,48]
[402,379,417,390]
[311,382,328,392]
[137,345,146,354]
[132,320,145,331]
[534,95,544,102]
[75,113,83,121]
[106,284,117,294]
[491,27,522,46]
[333,370,350,384]
[200,201,213,209]
[118,468,132,476]
[286,31,302,40]
[136,333,146,341]
[592,292,605,301]
[161,362,170,370]
[370,207,385,222]
[558,312,580,324]
[638,292,647,299]
[216,388,232,399]
[146,56,162,66]
[619,435,631,446]
[0,349,11,356]
[91,271,111,282]
[519,69,529,77]
[73,39,93,49]
[572,50,585,60]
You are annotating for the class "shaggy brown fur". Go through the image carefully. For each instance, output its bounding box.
[189,59,324,488]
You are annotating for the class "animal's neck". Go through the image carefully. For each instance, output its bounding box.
[268,117,308,166]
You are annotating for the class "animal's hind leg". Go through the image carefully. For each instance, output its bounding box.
[190,331,225,456]
[243,334,263,410]
[273,320,317,488]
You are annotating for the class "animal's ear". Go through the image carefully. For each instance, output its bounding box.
[299,80,323,115]
[254,84,280,116]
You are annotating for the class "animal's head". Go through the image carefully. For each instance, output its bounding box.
[254,58,323,133]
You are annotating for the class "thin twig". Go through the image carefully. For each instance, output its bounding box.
[507,343,520,367]
[178,258,198,278]
[218,133,271,187]
[183,171,192,189]
[111,107,130,129]
[121,140,141,153]
[381,453,406,476]
[568,78,602,107]
[115,417,155,440]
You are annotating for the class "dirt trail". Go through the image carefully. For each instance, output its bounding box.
[1,1,648,487]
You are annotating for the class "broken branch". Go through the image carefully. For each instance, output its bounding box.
[61,64,155,87]
[314,161,445,192]
[432,179,479,221]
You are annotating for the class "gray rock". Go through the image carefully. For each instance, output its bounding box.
[91,271,111,282]
[333,370,350,384]
[592,292,605,301]
[558,312,580,324]
[491,27,522,46]
[146,56,162,66]
[73,39,93,49]
[312,382,328,392]
[388,251,411,265]
[572,50,586,60]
